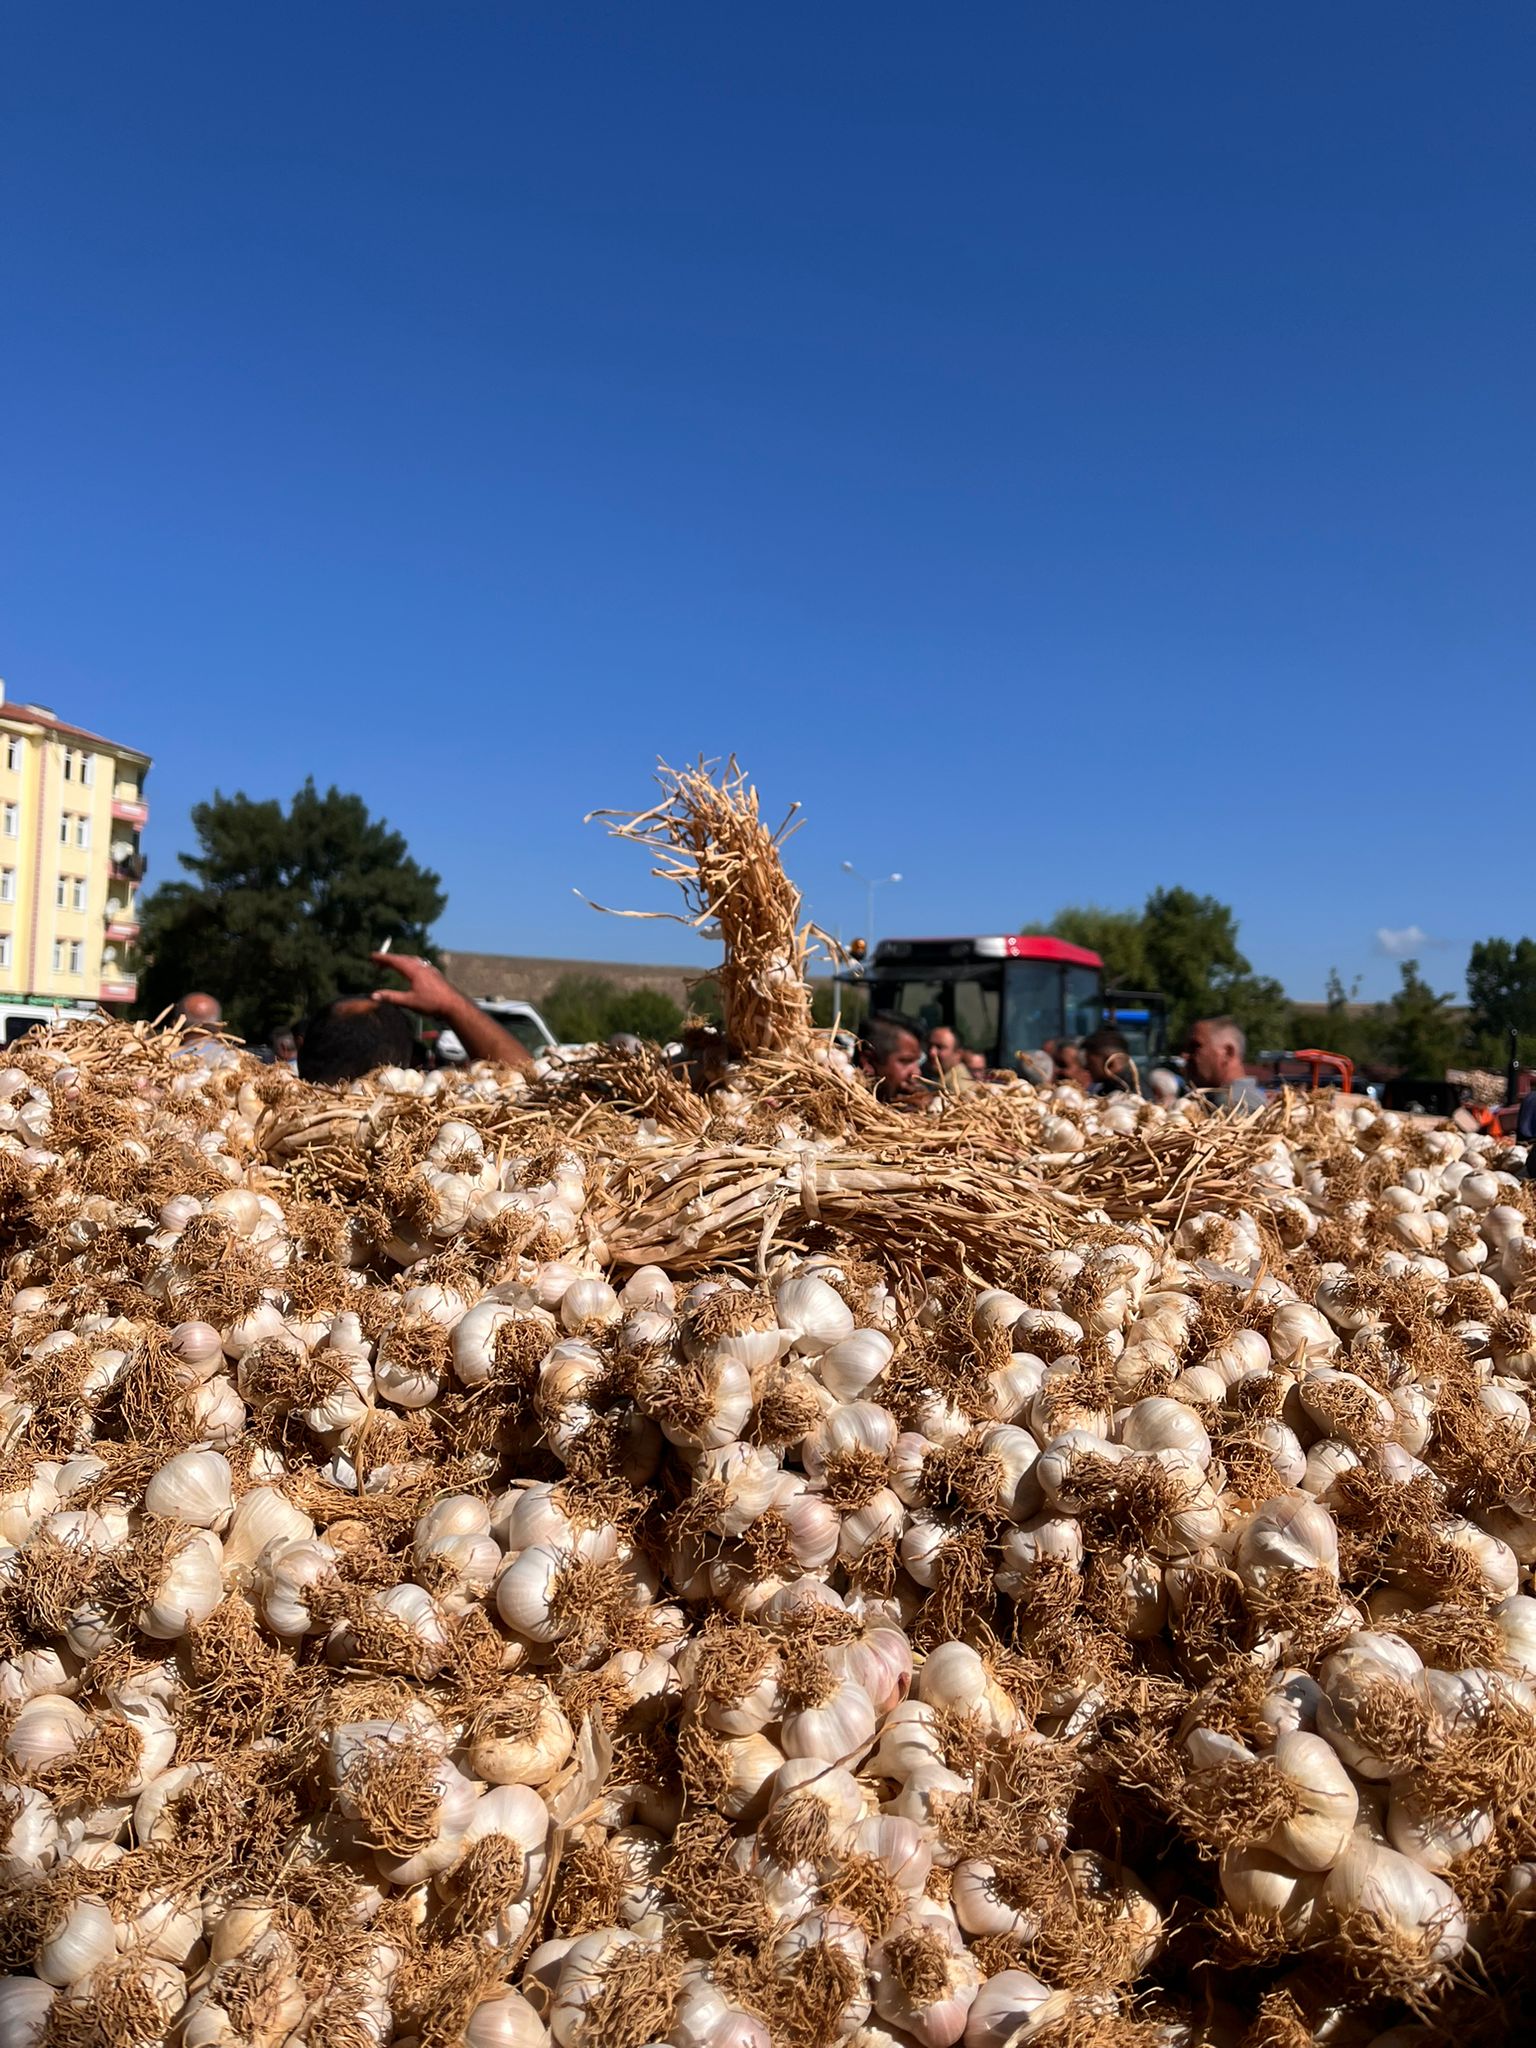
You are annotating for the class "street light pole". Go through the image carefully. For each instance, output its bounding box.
[841,861,903,954]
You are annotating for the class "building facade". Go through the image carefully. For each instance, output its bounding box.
[0,684,151,1008]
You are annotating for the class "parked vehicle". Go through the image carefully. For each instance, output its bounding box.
[433,998,566,1064]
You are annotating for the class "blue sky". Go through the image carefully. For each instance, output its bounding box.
[4,5,1531,1001]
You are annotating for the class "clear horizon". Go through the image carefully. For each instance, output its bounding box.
[4,5,1530,1006]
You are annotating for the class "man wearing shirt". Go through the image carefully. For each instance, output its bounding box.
[1184,1016,1267,1114]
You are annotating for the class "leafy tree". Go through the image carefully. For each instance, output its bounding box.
[1379,960,1459,1078]
[541,974,685,1045]
[1021,906,1148,988]
[541,975,623,1044]
[1139,887,1248,1031]
[138,781,444,1041]
[604,989,685,1042]
[1467,936,1536,1064]
[1029,886,1286,1044]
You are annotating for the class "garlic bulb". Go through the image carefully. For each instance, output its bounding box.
[1323,1837,1467,1969]
[870,1908,980,2048]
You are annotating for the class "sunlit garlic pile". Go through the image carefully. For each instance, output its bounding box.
[0,1019,1533,2048]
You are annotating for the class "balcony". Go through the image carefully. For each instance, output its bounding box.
[111,796,149,828]
[109,852,147,884]
[100,977,137,1005]
[105,914,141,944]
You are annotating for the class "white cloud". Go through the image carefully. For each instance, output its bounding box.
[1375,924,1449,958]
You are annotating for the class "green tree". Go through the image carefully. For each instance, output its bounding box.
[1379,960,1459,1077]
[541,975,622,1044]
[1029,887,1288,1044]
[1139,887,1248,1032]
[1466,936,1536,1065]
[604,989,685,1042]
[540,974,686,1045]
[138,781,444,1041]
[1021,905,1149,988]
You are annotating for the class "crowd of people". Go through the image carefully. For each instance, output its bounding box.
[169,957,1267,1120]
[170,954,535,1083]
[855,1011,1268,1114]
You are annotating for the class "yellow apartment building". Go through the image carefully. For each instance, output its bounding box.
[0,683,151,1008]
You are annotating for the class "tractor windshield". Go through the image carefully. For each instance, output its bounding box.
[867,968,1004,1064]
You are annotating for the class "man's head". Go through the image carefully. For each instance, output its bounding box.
[175,993,222,1038]
[1051,1040,1089,1086]
[858,1013,926,1100]
[1185,1015,1247,1088]
[926,1026,962,1075]
[1082,1026,1130,1087]
[962,1049,988,1081]
[298,997,415,1085]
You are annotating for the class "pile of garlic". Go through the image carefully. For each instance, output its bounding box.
[0,1022,1534,2048]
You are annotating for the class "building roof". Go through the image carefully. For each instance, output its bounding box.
[0,699,151,764]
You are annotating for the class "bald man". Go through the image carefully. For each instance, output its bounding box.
[1184,1016,1266,1114]
[173,992,239,1068]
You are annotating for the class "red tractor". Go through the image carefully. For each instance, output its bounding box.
[856,934,1168,1073]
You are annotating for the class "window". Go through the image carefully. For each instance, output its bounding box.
[75,816,90,849]
[0,936,11,970]
[70,941,82,974]
[0,871,13,904]
[62,751,72,782]
[5,739,20,773]
[51,941,62,973]
[51,940,82,975]
[3,805,18,838]
[55,878,67,909]
[73,878,87,912]
[81,754,95,788]
[59,814,71,844]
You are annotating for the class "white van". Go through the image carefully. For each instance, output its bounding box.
[433,999,568,1064]
[0,1001,97,1046]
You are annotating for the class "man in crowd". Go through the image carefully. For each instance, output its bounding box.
[857,1012,927,1105]
[1047,1040,1091,1090]
[290,953,538,1086]
[1082,1025,1134,1095]
[1184,1015,1267,1113]
[925,1025,965,1085]
[173,992,240,1069]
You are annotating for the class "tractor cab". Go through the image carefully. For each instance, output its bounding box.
[861,936,1166,1072]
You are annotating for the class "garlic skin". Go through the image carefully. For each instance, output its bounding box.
[468,1686,574,1788]
[35,1894,116,1988]
[962,1969,1053,2048]
[1261,1731,1359,1871]
[0,1976,55,2046]
[137,1528,226,1639]
[775,1273,855,1357]
[1316,1633,1437,1781]
[1323,1837,1468,1969]
[142,1448,234,1529]
[0,1785,62,1889]
[870,1909,981,2048]
[221,1486,314,1571]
